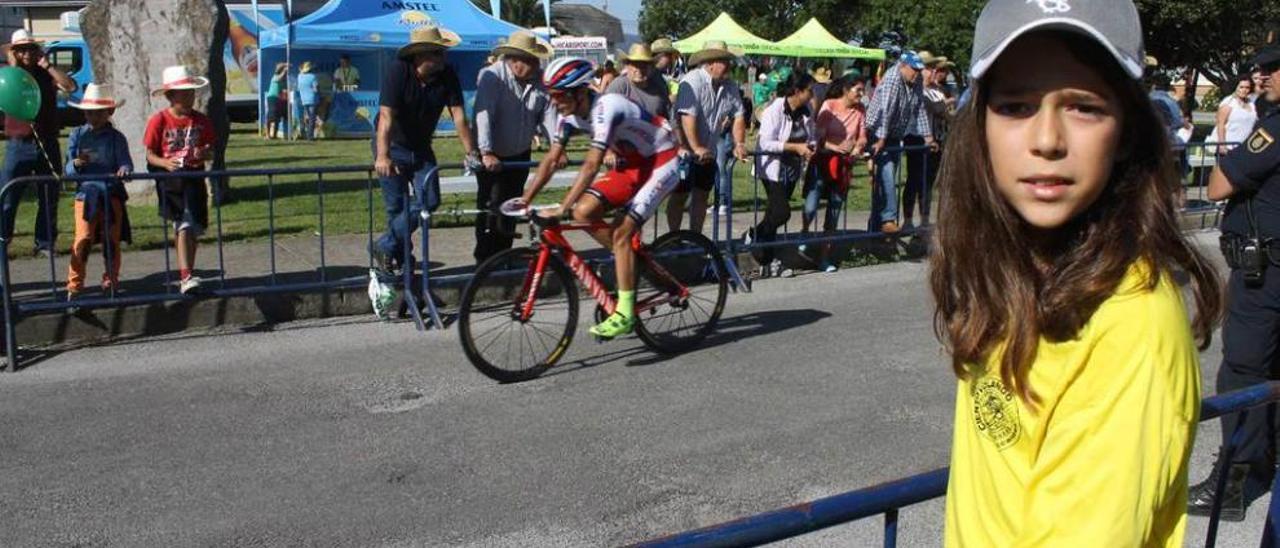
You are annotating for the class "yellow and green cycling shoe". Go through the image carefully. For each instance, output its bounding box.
[589,312,636,339]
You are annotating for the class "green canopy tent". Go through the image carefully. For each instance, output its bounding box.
[673,13,784,56]
[774,18,884,60]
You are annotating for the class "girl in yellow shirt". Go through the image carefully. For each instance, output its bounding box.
[931,1,1223,546]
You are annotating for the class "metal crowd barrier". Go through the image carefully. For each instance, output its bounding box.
[0,140,1240,370]
[0,156,721,371]
[717,140,1236,264]
[632,381,1280,548]
[0,164,426,370]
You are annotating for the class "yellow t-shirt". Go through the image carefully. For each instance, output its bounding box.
[944,265,1200,547]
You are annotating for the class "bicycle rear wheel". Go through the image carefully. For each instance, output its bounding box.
[634,230,728,353]
[458,247,578,382]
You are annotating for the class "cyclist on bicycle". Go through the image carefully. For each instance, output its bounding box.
[520,57,680,339]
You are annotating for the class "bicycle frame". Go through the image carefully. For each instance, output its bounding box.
[515,220,689,323]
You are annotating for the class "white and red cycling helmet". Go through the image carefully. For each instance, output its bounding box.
[543,57,596,90]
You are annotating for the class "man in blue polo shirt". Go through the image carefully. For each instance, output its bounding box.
[372,25,478,274]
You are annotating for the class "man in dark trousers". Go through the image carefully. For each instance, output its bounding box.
[372,25,477,274]
[1189,44,1280,522]
[472,31,554,263]
[0,29,77,257]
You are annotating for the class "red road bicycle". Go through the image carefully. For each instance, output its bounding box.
[458,200,729,382]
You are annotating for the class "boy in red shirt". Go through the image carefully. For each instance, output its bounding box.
[143,66,216,294]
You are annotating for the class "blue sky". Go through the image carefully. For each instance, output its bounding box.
[577,0,641,35]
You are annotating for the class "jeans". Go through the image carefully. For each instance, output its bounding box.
[1,137,61,250]
[715,135,734,208]
[473,151,531,263]
[803,174,846,233]
[375,142,440,265]
[870,139,902,230]
[301,104,318,140]
[902,135,939,224]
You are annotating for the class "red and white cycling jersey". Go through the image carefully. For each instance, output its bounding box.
[555,94,677,162]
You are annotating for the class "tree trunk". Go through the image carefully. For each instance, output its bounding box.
[80,0,229,200]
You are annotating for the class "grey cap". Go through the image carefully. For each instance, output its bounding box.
[969,0,1145,81]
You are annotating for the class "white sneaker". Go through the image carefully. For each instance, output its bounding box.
[180,276,203,295]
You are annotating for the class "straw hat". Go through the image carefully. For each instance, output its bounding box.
[918,51,948,67]
[492,31,552,61]
[398,25,461,59]
[6,29,42,48]
[650,38,678,56]
[617,43,656,64]
[688,40,744,67]
[151,65,209,96]
[69,83,125,110]
[811,66,833,83]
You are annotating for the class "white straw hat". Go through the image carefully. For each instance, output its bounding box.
[69,83,125,110]
[151,65,210,96]
[7,29,42,48]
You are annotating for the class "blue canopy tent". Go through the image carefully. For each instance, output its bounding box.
[259,0,524,137]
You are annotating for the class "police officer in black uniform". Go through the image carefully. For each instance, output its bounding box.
[1188,44,1280,521]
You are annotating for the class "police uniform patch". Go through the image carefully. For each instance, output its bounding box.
[1248,128,1274,154]
[972,376,1021,450]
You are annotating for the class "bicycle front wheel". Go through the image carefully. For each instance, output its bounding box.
[634,230,728,353]
[458,247,578,382]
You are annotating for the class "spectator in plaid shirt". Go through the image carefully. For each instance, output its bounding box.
[865,51,935,233]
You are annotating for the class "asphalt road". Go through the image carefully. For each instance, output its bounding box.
[0,232,1266,547]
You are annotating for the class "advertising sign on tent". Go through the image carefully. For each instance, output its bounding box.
[260,0,525,136]
[774,18,884,60]
[227,5,288,99]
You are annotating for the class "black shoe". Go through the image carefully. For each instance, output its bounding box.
[1189,462,1251,522]
[369,244,397,276]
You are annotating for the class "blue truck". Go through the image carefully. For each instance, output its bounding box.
[38,4,284,126]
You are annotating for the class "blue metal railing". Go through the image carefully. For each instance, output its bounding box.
[632,381,1280,548]
[733,140,1233,257]
[0,164,394,370]
[0,140,1237,370]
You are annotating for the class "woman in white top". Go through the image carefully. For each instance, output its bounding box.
[1215,74,1256,155]
[749,71,816,277]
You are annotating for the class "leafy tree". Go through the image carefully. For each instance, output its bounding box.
[469,0,559,29]
[1134,0,1280,89]
[639,0,1280,94]
[857,0,985,68]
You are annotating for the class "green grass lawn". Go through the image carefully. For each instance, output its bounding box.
[0,122,880,257]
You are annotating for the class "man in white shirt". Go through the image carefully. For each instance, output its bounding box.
[669,41,748,235]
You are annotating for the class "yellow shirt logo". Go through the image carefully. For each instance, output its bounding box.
[971,376,1020,450]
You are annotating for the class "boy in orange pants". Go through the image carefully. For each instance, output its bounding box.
[65,83,132,299]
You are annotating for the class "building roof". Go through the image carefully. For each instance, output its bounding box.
[551,3,622,47]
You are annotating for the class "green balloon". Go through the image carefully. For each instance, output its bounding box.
[0,66,41,122]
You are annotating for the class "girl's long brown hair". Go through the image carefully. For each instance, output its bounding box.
[928,32,1223,404]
